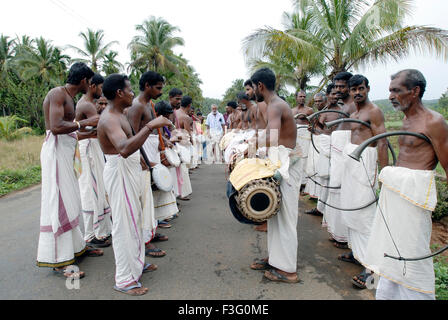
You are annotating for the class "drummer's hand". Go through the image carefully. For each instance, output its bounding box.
[166,140,174,148]
[140,157,149,171]
[147,116,172,130]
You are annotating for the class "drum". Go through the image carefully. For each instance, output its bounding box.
[164,148,181,168]
[176,144,192,165]
[236,177,281,223]
[151,164,173,192]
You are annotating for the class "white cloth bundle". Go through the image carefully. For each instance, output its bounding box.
[363,166,437,295]
[316,134,331,179]
[104,152,146,289]
[37,131,86,267]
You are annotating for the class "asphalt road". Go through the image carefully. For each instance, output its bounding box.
[0,164,374,300]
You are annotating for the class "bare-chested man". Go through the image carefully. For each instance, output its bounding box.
[237,93,257,131]
[334,72,356,128]
[75,73,112,248]
[337,75,388,289]
[96,95,108,114]
[98,74,171,296]
[292,90,314,126]
[363,70,448,300]
[226,101,239,130]
[37,62,101,279]
[245,80,268,130]
[247,68,300,284]
[127,71,178,258]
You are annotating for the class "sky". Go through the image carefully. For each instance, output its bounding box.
[1,0,447,101]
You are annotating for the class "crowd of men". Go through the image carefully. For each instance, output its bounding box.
[36,60,448,300]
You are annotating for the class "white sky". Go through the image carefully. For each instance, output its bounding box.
[1,0,447,100]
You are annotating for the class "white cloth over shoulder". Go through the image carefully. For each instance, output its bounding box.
[363,166,437,295]
[37,131,86,267]
[340,143,378,264]
[78,138,112,241]
[103,152,145,289]
[268,148,301,273]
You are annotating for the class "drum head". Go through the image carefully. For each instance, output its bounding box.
[176,144,192,164]
[237,178,281,223]
[152,164,173,192]
[165,148,181,167]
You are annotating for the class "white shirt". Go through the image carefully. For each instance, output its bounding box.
[206,112,225,135]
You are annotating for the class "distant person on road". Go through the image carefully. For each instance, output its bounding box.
[206,105,225,163]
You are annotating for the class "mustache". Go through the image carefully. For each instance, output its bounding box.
[355,95,363,99]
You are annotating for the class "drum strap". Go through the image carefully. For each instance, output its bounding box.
[150,100,166,152]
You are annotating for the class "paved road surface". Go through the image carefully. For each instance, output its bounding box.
[0,164,374,300]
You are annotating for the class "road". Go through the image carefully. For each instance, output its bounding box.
[0,164,374,300]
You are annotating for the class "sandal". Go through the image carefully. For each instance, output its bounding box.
[158,221,172,229]
[143,263,158,273]
[85,247,104,257]
[333,241,349,249]
[152,233,168,243]
[351,270,369,289]
[338,252,361,265]
[87,237,111,248]
[250,258,271,271]
[113,282,148,296]
[264,268,299,284]
[53,266,85,279]
[305,208,322,216]
[145,246,167,258]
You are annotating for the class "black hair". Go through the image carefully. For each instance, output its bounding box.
[197,111,203,116]
[348,74,370,88]
[237,92,249,101]
[67,62,94,85]
[139,71,164,92]
[91,73,105,86]
[181,95,193,108]
[250,68,276,91]
[169,88,183,98]
[326,83,336,95]
[227,101,238,109]
[391,69,426,99]
[103,74,129,100]
[334,71,353,83]
[295,90,306,97]
[155,100,173,116]
[244,79,254,87]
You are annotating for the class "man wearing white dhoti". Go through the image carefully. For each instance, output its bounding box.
[76,73,112,247]
[337,75,388,289]
[98,73,172,296]
[303,133,321,199]
[206,105,225,164]
[362,69,448,300]
[37,63,101,279]
[247,68,300,283]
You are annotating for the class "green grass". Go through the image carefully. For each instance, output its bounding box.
[0,165,41,197]
[434,251,448,300]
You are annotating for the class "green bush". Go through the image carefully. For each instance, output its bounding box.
[434,253,448,300]
[0,165,41,196]
[434,178,448,221]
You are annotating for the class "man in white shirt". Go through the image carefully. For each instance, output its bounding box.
[206,105,225,164]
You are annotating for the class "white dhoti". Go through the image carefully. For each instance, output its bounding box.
[340,143,378,264]
[104,152,146,289]
[363,166,436,298]
[268,150,301,273]
[78,139,112,242]
[324,131,351,242]
[207,131,223,164]
[304,134,321,198]
[140,170,157,244]
[296,128,311,186]
[142,135,179,224]
[316,134,331,215]
[37,131,86,268]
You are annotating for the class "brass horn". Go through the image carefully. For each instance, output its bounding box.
[306,110,350,122]
[325,118,370,129]
[349,132,431,162]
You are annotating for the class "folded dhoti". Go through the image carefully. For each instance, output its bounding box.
[140,170,157,244]
[104,152,145,289]
[323,131,351,242]
[37,131,86,268]
[316,134,331,214]
[340,143,378,264]
[296,128,311,185]
[78,138,112,242]
[363,166,437,296]
[304,134,321,198]
[268,148,301,273]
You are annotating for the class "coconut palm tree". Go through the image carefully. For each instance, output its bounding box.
[243,0,448,90]
[67,28,118,72]
[0,35,16,81]
[128,16,185,74]
[102,51,123,75]
[16,37,70,85]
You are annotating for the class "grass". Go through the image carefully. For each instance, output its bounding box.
[433,248,448,300]
[0,135,44,196]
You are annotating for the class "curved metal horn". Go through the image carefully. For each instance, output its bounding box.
[324,118,370,129]
[294,113,309,120]
[349,131,431,162]
[297,125,309,130]
[307,110,350,122]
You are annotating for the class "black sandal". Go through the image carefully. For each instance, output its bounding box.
[351,270,369,289]
[338,252,361,265]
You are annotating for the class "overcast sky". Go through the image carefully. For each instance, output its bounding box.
[1,0,447,100]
